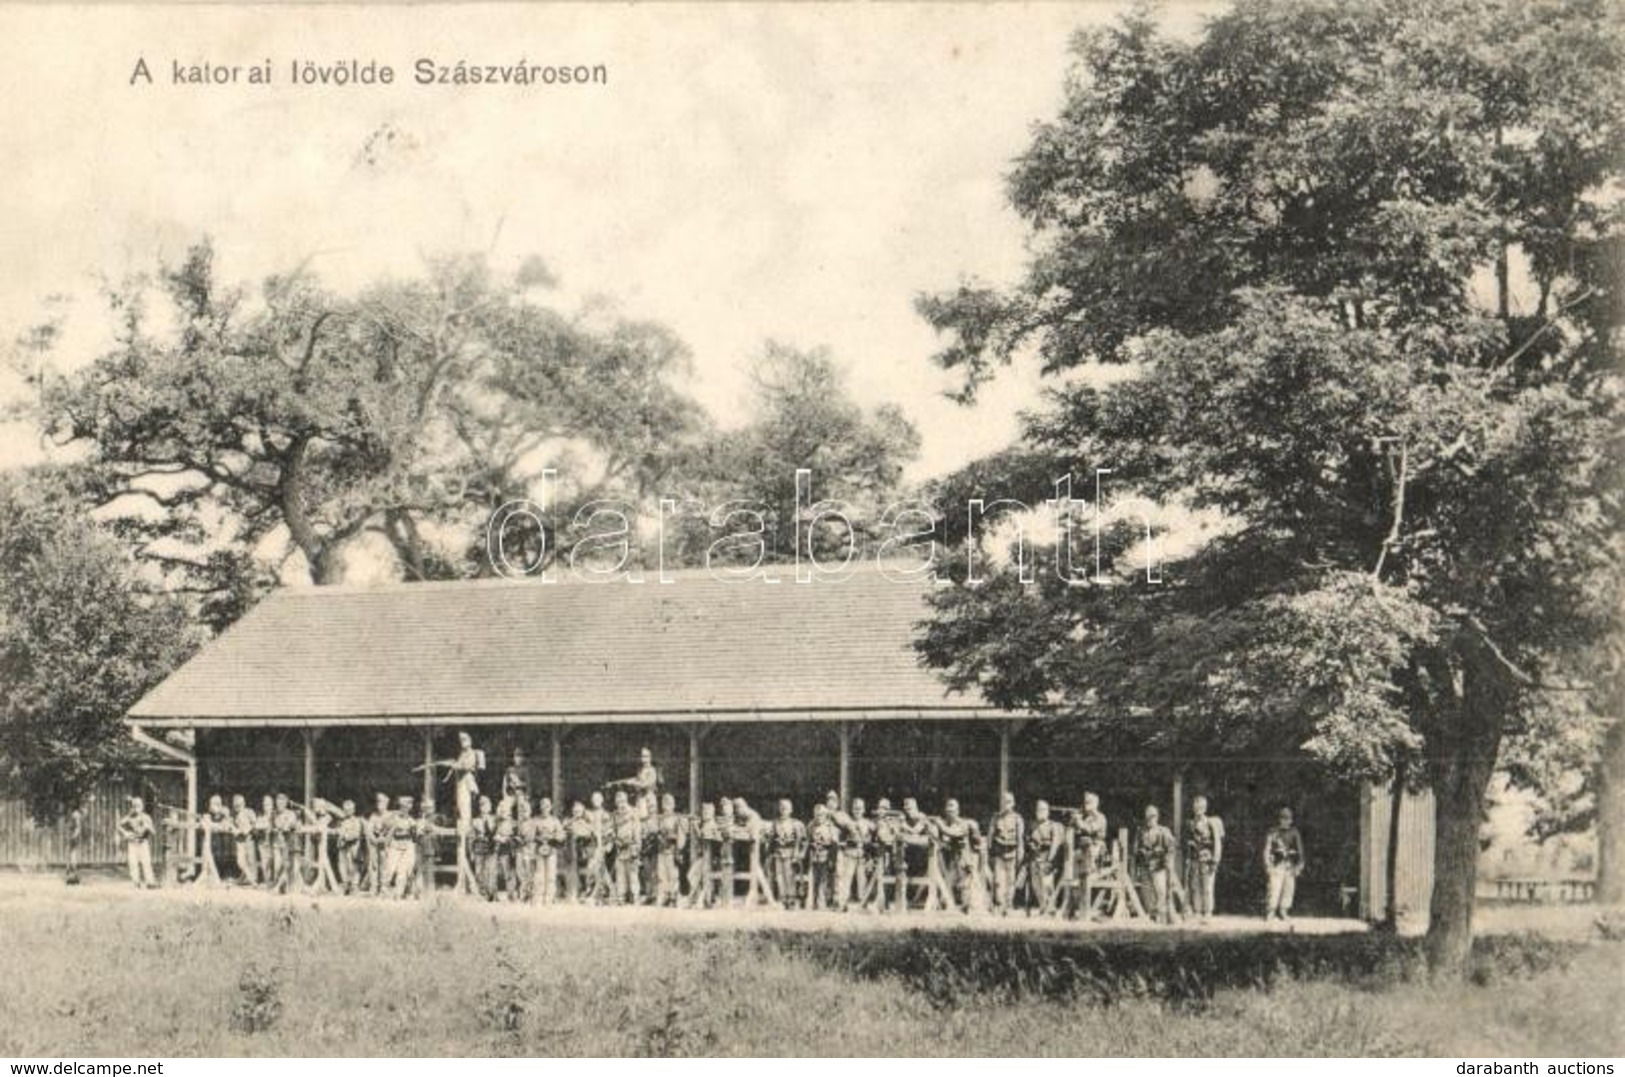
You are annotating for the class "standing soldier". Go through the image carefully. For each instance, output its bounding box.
[232,794,259,886]
[897,799,936,912]
[530,797,565,904]
[195,794,227,886]
[492,799,520,901]
[804,803,840,910]
[733,798,776,906]
[412,796,443,899]
[451,731,482,825]
[563,800,596,904]
[65,806,84,886]
[832,797,871,912]
[934,799,980,913]
[502,748,534,805]
[1071,792,1108,919]
[254,796,275,890]
[653,793,687,907]
[305,802,339,894]
[419,795,445,896]
[364,792,391,896]
[270,793,300,895]
[1263,807,1306,921]
[686,801,722,908]
[714,798,740,908]
[766,798,807,909]
[1184,795,1225,922]
[117,796,157,889]
[608,790,643,905]
[869,798,903,913]
[1026,800,1065,915]
[1135,805,1177,924]
[514,796,538,902]
[469,796,498,900]
[381,795,418,899]
[335,800,363,894]
[988,792,1024,915]
[623,747,661,818]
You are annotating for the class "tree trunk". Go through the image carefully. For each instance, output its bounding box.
[1424,663,1503,976]
[1382,757,1407,930]
[1597,718,1625,904]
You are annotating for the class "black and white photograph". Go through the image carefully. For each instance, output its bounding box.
[0,0,1621,1063]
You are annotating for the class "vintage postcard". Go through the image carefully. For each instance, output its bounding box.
[0,0,1620,1064]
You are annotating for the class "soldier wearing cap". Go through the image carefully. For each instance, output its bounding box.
[805,803,840,910]
[896,799,935,911]
[653,793,687,907]
[364,792,390,896]
[1135,805,1177,924]
[1184,795,1225,922]
[530,797,565,904]
[232,794,259,886]
[1071,792,1108,919]
[869,797,903,913]
[1026,800,1065,915]
[413,796,442,899]
[686,801,723,908]
[335,799,363,894]
[832,796,872,912]
[714,798,741,908]
[469,795,498,900]
[117,796,157,889]
[585,790,613,901]
[253,795,275,889]
[988,792,1024,915]
[935,799,979,912]
[65,806,84,886]
[493,798,521,900]
[305,801,339,895]
[1263,807,1305,921]
[515,796,539,901]
[271,793,301,895]
[382,795,418,898]
[195,794,227,886]
[608,790,643,905]
[502,748,533,805]
[563,800,596,903]
[766,798,807,909]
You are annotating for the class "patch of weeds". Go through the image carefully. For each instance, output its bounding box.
[476,946,532,1052]
[1468,932,1583,985]
[229,963,282,1034]
[628,972,717,1057]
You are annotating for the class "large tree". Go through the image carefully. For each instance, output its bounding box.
[915,0,1624,974]
[677,343,921,565]
[0,467,195,821]
[33,243,706,596]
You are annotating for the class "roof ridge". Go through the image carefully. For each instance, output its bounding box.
[266,558,943,599]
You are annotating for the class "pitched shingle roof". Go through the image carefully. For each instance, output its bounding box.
[128,565,999,727]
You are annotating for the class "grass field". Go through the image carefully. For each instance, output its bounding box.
[0,879,1620,1057]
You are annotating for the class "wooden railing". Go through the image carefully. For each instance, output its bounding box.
[1483,877,1596,904]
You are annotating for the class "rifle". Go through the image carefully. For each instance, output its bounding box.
[412,759,460,783]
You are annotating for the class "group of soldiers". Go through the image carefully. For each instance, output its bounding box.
[118,744,1310,921]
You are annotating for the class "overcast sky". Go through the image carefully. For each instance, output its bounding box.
[0,2,1217,482]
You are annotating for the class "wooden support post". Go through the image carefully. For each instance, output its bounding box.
[185,730,199,862]
[550,726,564,807]
[302,728,319,807]
[837,721,855,806]
[687,724,704,813]
[421,728,436,804]
[997,724,1011,802]
[1171,768,1184,843]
